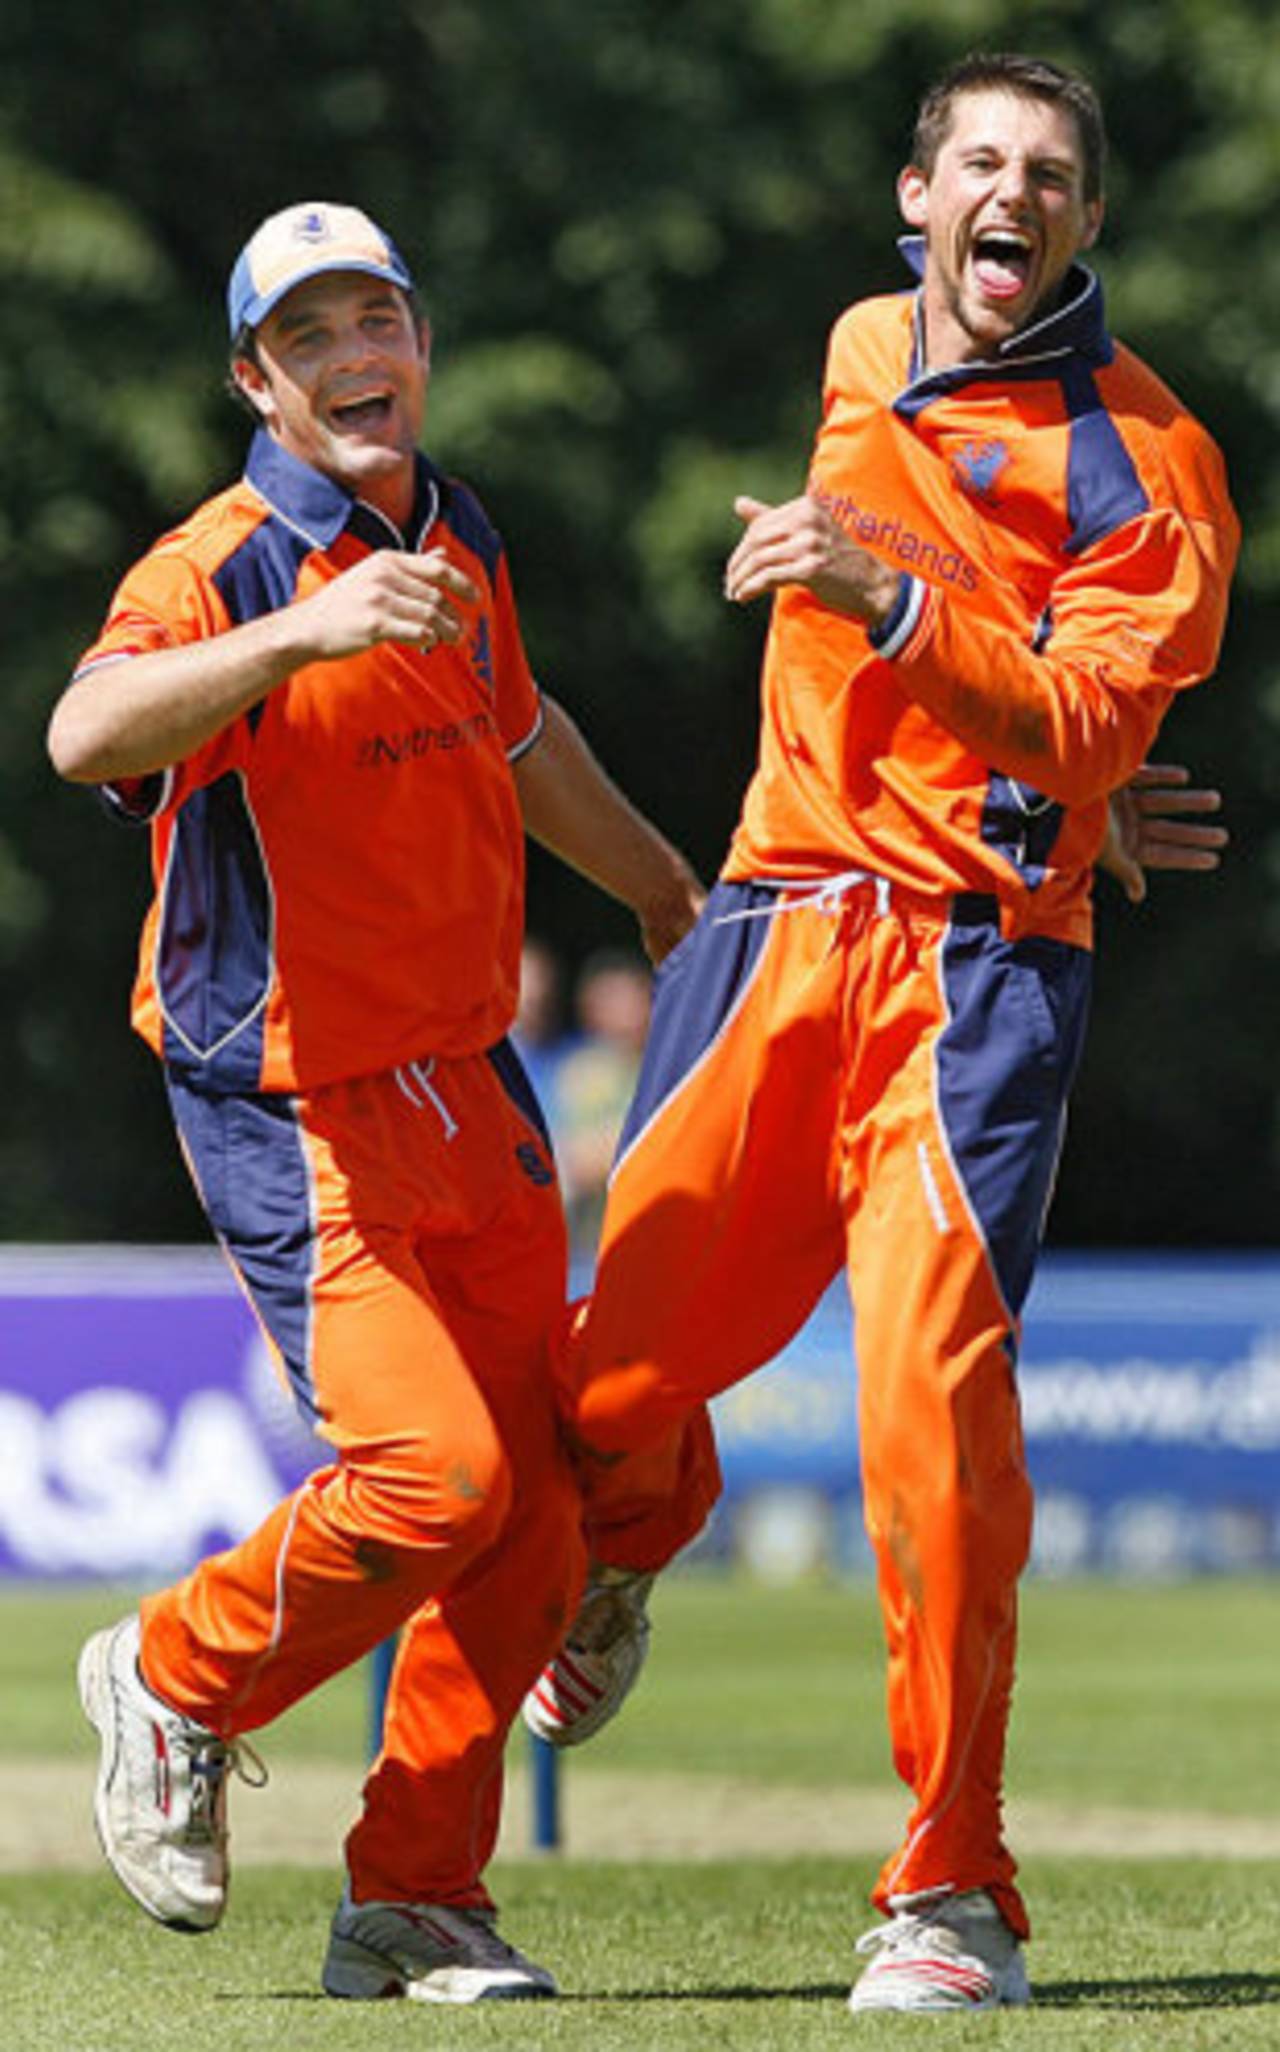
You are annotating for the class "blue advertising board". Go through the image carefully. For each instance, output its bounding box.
[709,1254,1280,1575]
[2,1245,1278,1580]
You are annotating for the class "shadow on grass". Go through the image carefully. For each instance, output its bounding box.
[224,1983,852,2006]
[224,1973,1280,2012]
[1035,1973,1280,2012]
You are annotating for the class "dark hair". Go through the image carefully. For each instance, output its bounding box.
[226,323,263,421]
[912,52,1106,204]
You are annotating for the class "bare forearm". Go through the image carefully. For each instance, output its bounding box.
[48,547,480,785]
[48,609,319,784]
[515,696,704,960]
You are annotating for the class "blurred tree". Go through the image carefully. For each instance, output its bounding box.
[0,0,1275,1243]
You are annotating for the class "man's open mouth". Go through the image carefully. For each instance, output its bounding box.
[971,232,1035,301]
[330,394,395,431]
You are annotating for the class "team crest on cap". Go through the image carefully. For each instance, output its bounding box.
[295,209,334,243]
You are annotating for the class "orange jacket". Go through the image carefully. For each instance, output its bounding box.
[726,245,1239,947]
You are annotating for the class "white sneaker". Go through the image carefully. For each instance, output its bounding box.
[322,1889,557,2002]
[521,1567,654,1747]
[848,1887,1031,2013]
[77,1614,265,1932]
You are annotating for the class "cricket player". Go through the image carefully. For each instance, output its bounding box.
[48,200,716,2002]
[524,53,1239,2013]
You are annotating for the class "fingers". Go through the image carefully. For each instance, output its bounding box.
[725,495,784,604]
[413,549,480,606]
[1121,866,1147,905]
[724,495,818,604]
[1138,836,1227,870]
[1128,764,1224,817]
[367,550,479,649]
[1127,762,1191,790]
[1134,788,1224,818]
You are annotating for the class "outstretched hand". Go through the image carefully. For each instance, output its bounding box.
[1099,764,1228,905]
[724,494,899,624]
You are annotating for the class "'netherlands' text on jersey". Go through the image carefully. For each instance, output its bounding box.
[725,240,1240,948]
[74,432,541,1092]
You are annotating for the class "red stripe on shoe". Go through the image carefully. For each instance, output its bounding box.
[874,1959,994,2000]
[553,1651,605,1700]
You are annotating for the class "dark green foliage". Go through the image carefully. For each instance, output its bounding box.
[2,0,1276,1240]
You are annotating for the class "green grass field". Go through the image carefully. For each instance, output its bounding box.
[5,1574,1280,2048]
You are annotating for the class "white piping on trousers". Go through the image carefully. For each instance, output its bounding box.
[711,868,893,924]
[226,1479,310,1720]
[394,1058,460,1140]
[881,1635,1002,1899]
[917,1141,952,1233]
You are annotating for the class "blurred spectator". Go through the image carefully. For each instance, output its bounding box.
[554,949,653,1258]
[510,935,571,1116]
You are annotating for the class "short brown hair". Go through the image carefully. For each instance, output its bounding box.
[912,52,1106,204]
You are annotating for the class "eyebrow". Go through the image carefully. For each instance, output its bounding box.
[959,140,1079,172]
[274,287,402,335]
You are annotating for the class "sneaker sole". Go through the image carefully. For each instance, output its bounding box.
[76,1626,218,1936]
[849,1958,1032,2013]
[323,1934,556,2003]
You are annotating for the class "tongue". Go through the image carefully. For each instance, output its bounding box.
[974,253,1029,301]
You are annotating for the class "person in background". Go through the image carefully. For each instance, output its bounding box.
[48,199,717,2005]
[510,934,572,1115]
[553,949,654,1257]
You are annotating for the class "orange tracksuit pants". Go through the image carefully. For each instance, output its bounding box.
[569,876,1091,1938]
[139,1040,705,1907]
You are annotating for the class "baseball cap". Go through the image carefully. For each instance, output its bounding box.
[226,202,415,339]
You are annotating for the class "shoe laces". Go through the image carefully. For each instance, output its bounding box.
[452,1907,530,1968]
[180,1731,268,1844]
[855,1891,958,1961]
[388,1903,529,1970]
[567,1572,652,1656]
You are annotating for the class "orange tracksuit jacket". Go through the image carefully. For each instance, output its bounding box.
[572,246,1238,1934]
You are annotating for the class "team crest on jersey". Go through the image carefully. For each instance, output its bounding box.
[468,617,495,699]
[515,1140,554,1187]
[951,438,1009,503]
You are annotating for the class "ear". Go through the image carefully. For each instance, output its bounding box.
[897,164,929,230]
[1079,198,1105,252]
[416,315,433,371]
[232,354,274,425]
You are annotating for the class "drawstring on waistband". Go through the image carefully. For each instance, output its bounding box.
[394,1058,460,1140]
[712,869,893,925]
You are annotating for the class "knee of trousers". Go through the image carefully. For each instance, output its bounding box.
[337,1428,516,1572]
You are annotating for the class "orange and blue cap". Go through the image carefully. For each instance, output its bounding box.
[227,202,415,339]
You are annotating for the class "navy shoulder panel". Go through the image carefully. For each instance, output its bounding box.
[440,476,503,582]
[212,516,314,626]
[1060,359,1149,555]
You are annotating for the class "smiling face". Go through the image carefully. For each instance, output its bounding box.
[898,87,1103,371]
[233,272,430,528]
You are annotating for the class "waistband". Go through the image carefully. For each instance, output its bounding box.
[715,872,1001,931]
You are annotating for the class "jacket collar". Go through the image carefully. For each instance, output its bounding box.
[897,233,1112,379]
[243,430,441,551]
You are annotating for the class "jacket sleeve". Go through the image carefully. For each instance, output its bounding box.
[871,473,1239,807]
